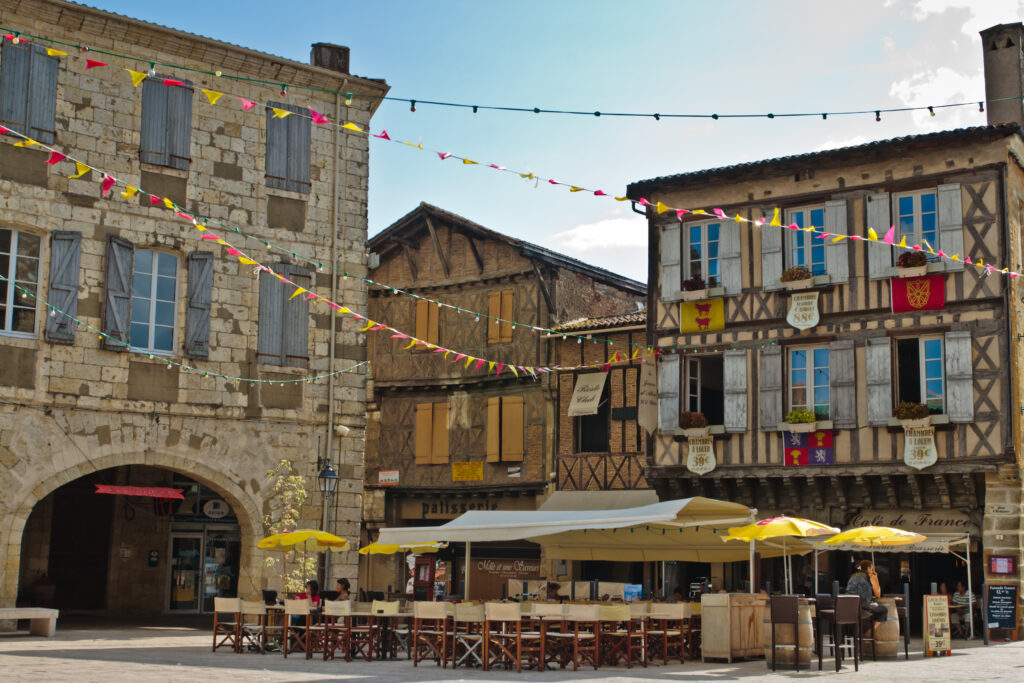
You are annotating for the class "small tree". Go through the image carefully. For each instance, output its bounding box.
[263,459,317,593]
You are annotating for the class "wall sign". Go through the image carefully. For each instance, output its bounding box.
[847,509,977,536]
[378,469,400,486]
[567,372,608,416]
[203,499,229,519]
[399,495,536,520]
[985,584,1018,632]
[989,555,1018,576]
[451,462,484,482]
[904,426,938,470]
[686,436,716,475]
[786,291,820,330]
[679,299,724,333]
[783,430,833,465]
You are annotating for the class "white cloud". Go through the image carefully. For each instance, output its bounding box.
[814,135,871,152]
[542,216,648,281]
[911,0,1024,41]
[889,66,984,130]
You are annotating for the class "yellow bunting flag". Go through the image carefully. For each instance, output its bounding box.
[679,299,725,334]
[769,208,781,226]
[951,254,960,261]
[271,108,292,119]
[465,356,474,368]
[734,214,744,223]
[614,196,629,201]
[126,69,146,87]
[570,186,584,192]
[519,172,534,179]
[868,227,879,241]
[832,235,846,243]
[46,48,68,57]
[238,257,256,265]
[692,209,707,215]
[341,122,363,132]
[194,222,206,231]
[655,201,669,214]
[898,235,907,248]
[120,185,138,200]
[462,159,478,165]
[69,161,90,178]
[163,197,175,209]
[338,307,350,314]
[488,361,495,373]
[202,89,223,105]
[359,320,375,332]
[509,366,519,377]
[404,339,417,350]
[13,138,38,147]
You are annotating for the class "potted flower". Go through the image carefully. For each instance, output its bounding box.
[783,407,818,433]
[679,411,710,437]
[780,265,814,290]
[681,274,709,301]
[894,401,930,429]
[895,250,928,278]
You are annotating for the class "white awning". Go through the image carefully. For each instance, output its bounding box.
[567,372,607,416]
[538,490,659,511]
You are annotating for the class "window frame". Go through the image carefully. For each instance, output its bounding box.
[573,376,611,453]
[0,227,41,338]
[788,345,831,419]
[893,189,939,254]
[139,74,194,170]
[685,357,701,413]
[896,335,946,414]
[683,219,721,287]
[0,42,59,144]
[129,249,179,355]
[784,205,827,275]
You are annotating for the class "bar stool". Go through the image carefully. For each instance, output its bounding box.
[768,595,801,672]
[833,595,862,672]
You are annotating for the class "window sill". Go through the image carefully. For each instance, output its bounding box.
[886,414,950,431]
[673,425,725,438]
[777,420,833,433]
[883,262,946,279]
[778,274,831,291]
[664,286,725,303]
[0,330,38,341]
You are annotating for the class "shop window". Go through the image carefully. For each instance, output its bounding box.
[486,395,524,462]
[684,356,725,426]
[684,220,720,287]
[896,336,945,413]
[415,402,450,464]
[487,289,514,343]
[785,206,826,275]
[789,346,830,419]
[0,228,40,336]
[575,379,610,452]
[415,298,439,346]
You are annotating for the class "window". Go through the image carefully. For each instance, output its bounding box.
[685,221,720,287]
[895,190,938,257]
[415,299,439,346]
[487,289,514,343]
[575,379,610,452]
[684,356,725,426]
[415,402,450,464]
[786,206,826,275]
[486,395,525,462]
[896,337,945,413]
[789,347,830,419]
[0,228,40,335]
[140,76,193,169]
[265,102,311,193]
[0,42,58,143]
[130,250,177,353]
[256,264,311,367]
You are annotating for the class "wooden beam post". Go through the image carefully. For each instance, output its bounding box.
[424,216,450,277]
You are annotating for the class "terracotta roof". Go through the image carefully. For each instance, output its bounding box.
[627,124,1022,196]
[551,310,646,332]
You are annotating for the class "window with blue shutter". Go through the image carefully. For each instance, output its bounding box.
[140,76,193,169]
[265,102,311,193]
[184,251,213,359]
[257,263,310,367]
[102,235,134,351]
[45,230,81,344]
[0,42,58,143]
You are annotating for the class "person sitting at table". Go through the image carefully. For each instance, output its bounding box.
[292,579,322,625]
[846,560,887,632]
[546,582,566,602]
[669,587,684,603]
[336,578,351,601]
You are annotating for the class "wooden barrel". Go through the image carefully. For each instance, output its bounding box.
[864,598,900,657]
[761,601,814,666]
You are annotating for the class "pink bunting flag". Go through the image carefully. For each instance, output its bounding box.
[964,256,972,264]
[787,222,799,230]
[174,211,190,220]
[46,151,66,165]
[85,59,106,69]
[912,244,922,250]
[226,248,241,256]
[594,190,607,196]
[548,179,560,185]
[489,164,506,170]
[100,174,116,195]
[373,130,391,140]
[304,292,318,301]
[638,198,651,206]
[370,324,386,331]
[454,353,465,362]
[237,97,256,110]
[149,195,162,206]
[937,250,948,259]
[713,208,727,219]
[817,232,831,239]
[390,333,409,339]
[0,125,8,134]
[438,152,451,160]
[1011,272,1020,278]
[201,234,219,240]
[675,209,689,220]
[433,347,446,353]
[495,363,505,375]
[474,359,486,371]
[882,225,895,244]
[850,235,863,241]
[310,108,330,124]
[163,78,184,87]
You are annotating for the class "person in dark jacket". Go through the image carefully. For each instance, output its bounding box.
[847,560,887,628]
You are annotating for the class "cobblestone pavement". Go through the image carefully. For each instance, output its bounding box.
[1,620,1022,682]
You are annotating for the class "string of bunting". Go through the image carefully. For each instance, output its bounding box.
[0,27,1012,123]
[0,274,368,385]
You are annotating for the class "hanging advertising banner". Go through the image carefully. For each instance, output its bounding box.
[786,291,820,330]
[686,436,716,475]
[892,274,946,313]
[679,299,724,333]
[637,358,658,435]
[783,430,834,466]
[904,426,938,470]
[567,372,608,416]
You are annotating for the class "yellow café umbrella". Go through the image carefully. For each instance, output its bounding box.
[258,529,349,553]
[358,541,446,555]
[725,516,839,593]
[823,525,926,566]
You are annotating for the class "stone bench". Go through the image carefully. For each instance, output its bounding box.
[0,608,59,636]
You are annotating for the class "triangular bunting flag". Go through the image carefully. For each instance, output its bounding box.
[655,201,669,214]
[237,98,256,110]
[868,227,879,241]
[13,138,38,147]
[238,257,257,265]
[46,151,66,165]
[163,197,175,209]
[120,185,138,200]
[149,195,162,206]
[769,208,781,226]
[310,108,329,124]
[85,59,107,69]
[883,225,895,244]
[202,89,223,105]
[341,122,363,132]
[373,130,390,140]
[570,186,584,192]
[271,108,292,119]
[101,174,116,196]
[126,69,146,87]
[69,162,90,178]
[46,48,67,57]
[462,159,478,165]
[289,288,307,300]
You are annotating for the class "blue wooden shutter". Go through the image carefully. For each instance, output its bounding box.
[286,106,311,193]
[26,44,58,144]
[758,344,782,430]
[265,102,289,190]
[866,193,891,278]
[281,264,311,367]
[256,267,284,364]
[167,80,193,170]
[723,349,748,433]
[102,235,134,350]
[0,43,31,132]
[140,78,169,166]
[45,230,82,344]
[184,251,213,359]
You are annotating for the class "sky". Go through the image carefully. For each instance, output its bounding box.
[72,0,1024,282]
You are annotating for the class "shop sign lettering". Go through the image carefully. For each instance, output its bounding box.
[786,291,820,330]
[686,436,716,475]
[904,426,937,470]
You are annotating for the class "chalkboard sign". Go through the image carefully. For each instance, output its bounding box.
[986,584,1018,631]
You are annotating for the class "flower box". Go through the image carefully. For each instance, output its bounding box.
[895,265,928,278]
[777,420,833,434]
[681,426,711,438]
[781,278,814,291]
[898,417,931,429]
[681,289,710,301]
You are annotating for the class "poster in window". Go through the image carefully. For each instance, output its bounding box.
[783,430,833,466]
[685,436,716,475]
[903,426,938,470]
[786,291,820,330]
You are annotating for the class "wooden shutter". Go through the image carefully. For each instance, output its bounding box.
[865,337,892,425]
[501,395,525,462]
[0,43,30,131]
[829,339,856,428]
[45,230,81,344]
[286,107,312,193]
[140,78,170,166]
[500,289,514,342]
[102,235,134,350]
[758,345,782,430]
[824,199,849,284]
[660,223,681,299]
[719,223,742,295]
[723,349,747,433]
[265,102,288,190]
[281,264,310,368]
[26,44,57,144]
[866,193,891,279]
[657,354,680,431]
[427,300,440,345]
[487,291,500,343]
[431,401,450,464]
[944,331,973,422]
[167,80,194,170]
[761,210,783,291]
[184,251,213,359]
[414,403,433,465]
[486,397,501,462]
[415,299,429,342]
[937,184,965,272]
[256,267,283,364]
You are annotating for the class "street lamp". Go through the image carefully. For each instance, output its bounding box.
[318,461,339,583]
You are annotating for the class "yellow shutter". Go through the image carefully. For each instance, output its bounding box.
[487,291,500,343]
[415,299,429,343]
[431,401,450,464]
[427,300,439,345]
[486,397,501,462]
[501,395,525,462]
[500,289,514,342]
[414,403,433,464]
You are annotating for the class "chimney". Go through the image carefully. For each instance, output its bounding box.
[310,43,350,75]
[980,23,1024,128]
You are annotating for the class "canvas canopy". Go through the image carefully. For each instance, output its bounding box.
[376,496,809,562]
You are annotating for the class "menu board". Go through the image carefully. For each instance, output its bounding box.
[985,584,1018,631]
[923,595,951,655]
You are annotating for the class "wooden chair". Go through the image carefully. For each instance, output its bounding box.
[646,602,688,664]
[450,602,484,668]
[239,599,272,653]
[598,604,645,668]
[283,598,313,659]
[814,593,836,670]
[768,595,801,672]
[371,600,401,659]
[213,597,242,653]
[533,602,568,670]
[564,604,600,671]
[483,602,540,672]
[411,601,447,667]
[322,600,352,662]
[833,595,862,672]
[349,602,377,661]
[626,602,649,667]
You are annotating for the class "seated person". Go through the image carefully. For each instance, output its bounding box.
[846,560,887,631]
[951,580,975,636]
[546,582,566,602]
[336,578,351,601]
[292,579,322,625]
[669,587,684,603]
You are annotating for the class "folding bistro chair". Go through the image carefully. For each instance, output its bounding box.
[564,604,600,671]
[483,602,541,672]
[283,598,313,658]
[450,602,485,668]
[533,602,568,670]
[411,601,448,667]
[240,599,272,653]
[322,599,352,661]
[371,599,400,659]
[213,597,242,653]
[646,602,688,664]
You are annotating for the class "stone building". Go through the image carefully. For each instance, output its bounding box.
[0,0,387,616]
[628,22,1024,627]
[361,203,645,599]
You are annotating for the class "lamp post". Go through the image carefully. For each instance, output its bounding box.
[318,460,339,583]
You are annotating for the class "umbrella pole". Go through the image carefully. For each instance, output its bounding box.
[814,547,819,595]
[967,535,974,639]
[749,540,755,594]
[465,541,472,600]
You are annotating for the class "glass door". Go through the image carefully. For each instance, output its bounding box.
[201,530,241,612]
[168,532,203,612]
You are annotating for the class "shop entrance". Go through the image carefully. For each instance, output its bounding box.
[167,527,241,613]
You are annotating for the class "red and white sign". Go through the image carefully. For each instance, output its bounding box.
[378,470,400,486]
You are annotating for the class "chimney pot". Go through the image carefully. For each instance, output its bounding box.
[310,43,350,75]
[980,23,1024,128]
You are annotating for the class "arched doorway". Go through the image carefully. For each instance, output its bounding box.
[18,465,247,617]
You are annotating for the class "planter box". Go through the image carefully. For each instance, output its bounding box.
[886,415,949,429]
[781,278,814,291]
[681,426,711,438]
[667,286,725,303]
[674,425,726,438]
[681,289,711,301]
[894,265,928,278]
[898,416,930,429]
[777,420,833,433]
